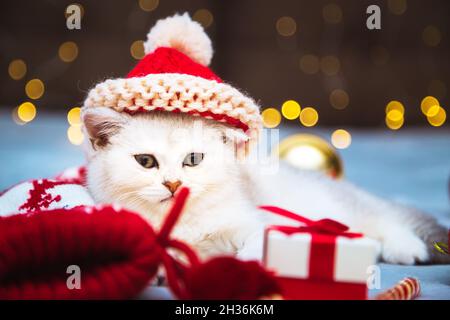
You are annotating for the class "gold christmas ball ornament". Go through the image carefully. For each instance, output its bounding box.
[274,134,343,179]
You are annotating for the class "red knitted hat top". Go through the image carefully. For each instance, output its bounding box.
[83,13,262,142]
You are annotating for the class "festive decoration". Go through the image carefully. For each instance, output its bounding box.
[0,169,281,300]
[260,205,380,300]
[375,278,421,300]
[433,228,449,255]
[83,13,262,146]
[274,133,343,178]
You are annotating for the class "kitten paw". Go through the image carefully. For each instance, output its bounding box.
[381,230,429,265]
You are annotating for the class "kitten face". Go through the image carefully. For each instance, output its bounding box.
[83,109,242,217]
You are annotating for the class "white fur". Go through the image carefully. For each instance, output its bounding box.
[83,108,437,264]
[144,13,213,66]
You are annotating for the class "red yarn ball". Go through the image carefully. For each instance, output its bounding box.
[183,256,281,300]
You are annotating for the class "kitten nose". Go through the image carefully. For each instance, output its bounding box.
[162,180,182,194]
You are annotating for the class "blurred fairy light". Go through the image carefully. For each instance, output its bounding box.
[276,16,297,37]
[329,89,349,110]
[58,41,79,63]
[422,25,441,47]
[67,107,81,126]
[388,0,407,15]
[385,100,405,116]
[427,106,446,127]
[25,79,45,100]
[138,0,159,12]
[427,80,447,100]
[281,100,301,120]
[67,125,84,145]
[370,46,390,66]
[331,129,351,149]
[299,54,320,74]
[8,59,27,80]
[193,9,214,28]
[15,102,37,123]
[420,96,439,115]
[385,100,405,130]
[299,107,319,127]
[130,40,145,60]
[320,55,340,76]
[322,3,343,24]
[262,108,281,128]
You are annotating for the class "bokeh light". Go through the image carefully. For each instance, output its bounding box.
[386,117,404,130]
[281,100,301,120]
[8,59,27,80]
[276,16,297,37]
[25,79,45,100]
[329,89,349,110]
[67,107,82,126]
[138,0,159,12]
[322,3,343,24]
[193,9,214,28]
[420,96,440,115]
[331,129,351,149]
[388,0,407,15]
[17,102,37,123]
[58,41,79,62]
[130,40,145,60]
[299,107,319,127]
[320,55,340,76]
[385,100,405,115]
[262,108,282,128]
[427,106,446,127]
[67,125,85,145]
[422,25,441,47]
[299,54,320,74]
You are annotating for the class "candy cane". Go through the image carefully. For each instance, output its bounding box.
[375,277,420,300]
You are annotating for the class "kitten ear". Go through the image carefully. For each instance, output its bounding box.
[82,107,126,149]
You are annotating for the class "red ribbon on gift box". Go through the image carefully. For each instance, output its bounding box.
[260,206,363,281]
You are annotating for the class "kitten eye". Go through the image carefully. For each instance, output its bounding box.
[134,154,158,169]
[183,153,204,167]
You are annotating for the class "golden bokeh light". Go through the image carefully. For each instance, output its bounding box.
[8,59,27,80]
[262,108,282,128]
[299,107,319,127]
[385,100,405,115]
[320,55,340,76]
[370,46,390,66]
[386,116,404,130]
[422,25,441,47]
[67,125,85,145]
[387,109,403,122]
[329,89,349,110]
[58,41,79,62]
[427,106,446,127]
[322,3,343,24]
[331,129,351,149]
[25,79,45,100]
[281,100,301,120]
[276,16,297,37]
[388,0,407,15]
[17,102,37,123]
[130,40,145,60]
[138,0,159,12]
[193,9,214,28]
[67,107,82,126]
[299,54,320,74]
[420,96,440,115]
[427,80,447,100]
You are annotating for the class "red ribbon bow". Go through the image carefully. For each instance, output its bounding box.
[260,205,363,281]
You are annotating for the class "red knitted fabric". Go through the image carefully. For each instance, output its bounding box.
[0,206,160,299]
[127,47,222,82]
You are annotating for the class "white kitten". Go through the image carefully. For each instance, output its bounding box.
[82,107,449,264]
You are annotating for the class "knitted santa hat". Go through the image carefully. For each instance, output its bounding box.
[83,13,262,144]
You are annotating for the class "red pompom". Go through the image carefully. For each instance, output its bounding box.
[183,257,281,300]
